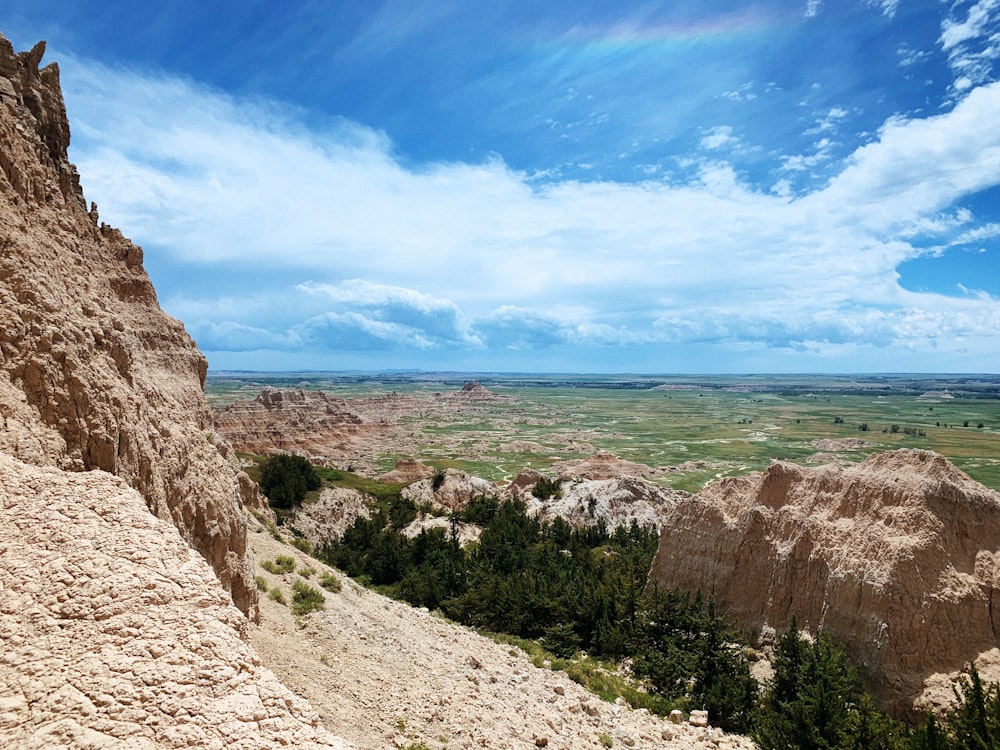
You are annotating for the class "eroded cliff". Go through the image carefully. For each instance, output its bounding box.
[647,448,1000,715]
[0,34,258,614]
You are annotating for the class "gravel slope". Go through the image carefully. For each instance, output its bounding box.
[247,529,758,750]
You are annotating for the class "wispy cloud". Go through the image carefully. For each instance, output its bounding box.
[700,125,739,150]
[59,56,1000,370]
[865,0,900,19]
[939,0,1000,91]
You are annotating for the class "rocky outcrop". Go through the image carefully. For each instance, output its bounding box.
[401,468,499,511]
[377,457,436,483]
[449,380,510,402]
[0,454,351,749]
[528,476,687,530]
[0,34,258,614]
[551,451,655,480]
[213,387,391,468]
[286,486,372,549]
[647,449,1000,715]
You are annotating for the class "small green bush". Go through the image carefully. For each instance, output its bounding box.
[292,579,326,616]
[255,575,268,592]
[259,453,321,509]
[268,587,285,605]
[291,537,313,555]
[532,476,563,500]
[319,572,342,592]
[261,555,296,575]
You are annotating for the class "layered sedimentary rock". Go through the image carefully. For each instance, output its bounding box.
[648,449,1000,714]
[0,35,257,612]
[0,454,351,749]
[213,387,380,461]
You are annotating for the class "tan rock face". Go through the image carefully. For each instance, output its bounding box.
[0,454,351,749]
[401,468,498,511]
[213,387,382,463]
[0,34,257,615]
[528,476,687,530]
[647,448,1000,715]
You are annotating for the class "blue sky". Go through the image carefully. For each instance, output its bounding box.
[6,1,1000,373]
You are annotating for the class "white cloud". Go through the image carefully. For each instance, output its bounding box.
[58,57,1000,370]
[721,82,758,101]
[865,0,900,19]
[805,107,849,135]
[941,0,1000,51]
[781,137,835,171]
[805,0,822,19]
[939,0,1000,90]
[700,126,739,150]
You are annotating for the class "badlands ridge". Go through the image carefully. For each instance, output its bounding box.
[3,32,1000,749]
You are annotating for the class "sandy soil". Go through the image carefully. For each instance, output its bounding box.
[247,528,758,750]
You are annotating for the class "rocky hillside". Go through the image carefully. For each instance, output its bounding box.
[0,454,351,749]
[247,526,757,750]
[0,34,259,615]
[213,387,374,463]
[648,448,1000,716]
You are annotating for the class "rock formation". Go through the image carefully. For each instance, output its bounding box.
[0,454,351,749]
[213,387,367,457]
[286,486,372,549]
[528,475,687,530]
[401,468,499,511]
[551,450,655,480]
[0,34,260,615]
[376,457,436,483]
[647,449,1000,715]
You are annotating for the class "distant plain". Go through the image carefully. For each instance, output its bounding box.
[207,373,1000,492]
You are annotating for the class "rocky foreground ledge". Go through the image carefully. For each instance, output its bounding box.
[0,454,352,749]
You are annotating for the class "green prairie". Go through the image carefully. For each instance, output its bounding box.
[207,373,1000,492]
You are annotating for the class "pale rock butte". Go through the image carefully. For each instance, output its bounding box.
[0,33,357,749]
[648,448,1000,716]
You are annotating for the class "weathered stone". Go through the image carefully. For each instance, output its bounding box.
[0,455,351,749]
[0,32,259,617]
[648,449,1000,716]
[689,710,709,728]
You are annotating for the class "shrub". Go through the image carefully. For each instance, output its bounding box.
[542,623,582,658]
[291,537,313,555]
[268,587,285,605]
[292,579,326,616]
[262,555,296,575]
[319,572,342,592]
[259,453,321,510]
[255,575,268,592]
[532,476,563,501]
[432,468,446,491]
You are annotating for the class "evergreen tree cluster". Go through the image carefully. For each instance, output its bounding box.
[310,477,1000,747]
[258,453,321,509]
